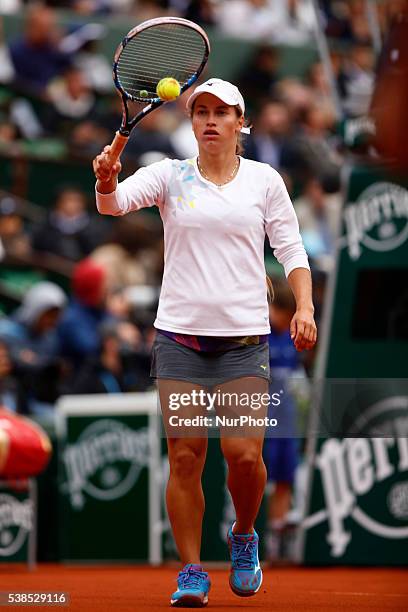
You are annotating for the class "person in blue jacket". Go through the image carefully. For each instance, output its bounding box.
[264,277,303,562]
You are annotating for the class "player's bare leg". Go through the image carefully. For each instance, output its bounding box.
[218,376,268,533]
[222,436,266,533]
[158,379,208,565]
[166,436,208,564]
[218,376,268,597]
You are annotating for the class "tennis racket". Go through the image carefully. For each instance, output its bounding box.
[108,16,210,167]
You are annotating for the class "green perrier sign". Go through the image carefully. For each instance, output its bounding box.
[301,163,408,565]
[56,394,160,563]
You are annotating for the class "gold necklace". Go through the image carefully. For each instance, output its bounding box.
[197,156,240,187]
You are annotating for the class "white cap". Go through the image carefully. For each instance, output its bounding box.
[186,78,250,134]
[15,281,67,326]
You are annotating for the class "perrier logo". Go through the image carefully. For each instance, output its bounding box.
[62,419,149,510]
[0,494,32,557]
[315,434,408,557]
[342,182,408,260]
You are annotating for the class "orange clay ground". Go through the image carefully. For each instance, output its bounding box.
[1,565,407,611]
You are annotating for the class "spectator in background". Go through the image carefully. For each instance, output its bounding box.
[133,0,171,21]
[72,38,113,94]
[5,281,66,358]
[91,212,164,290]
[92,93,123,135]
[268,0,316,46]
[216,0,315,44]
[281,101,341,187]
[0,195,31,261]
[126,107,177,163]
[68,93,120,159]
[8,4,71,98]
[294,176,342,271]
[31,186,109,262]
[0,0,21,14]
[9,96,44,141]
[275,78,315,123]
[337,43,375,117]
[0,339,17,412]
[320,0,354,41]
[263,278,302,563]
[320,0,376,43]
[216,0,279,40]
[183,0,217,27]
[69,118,110,158]
[91,243,147,290]
[70,319,152,394]
[0,117,19,152]
[348,0,373,45]
[0,282,67,416]
[306,61,333,107]
[245,100,291,169]
[237,44,279,114]
[57,258,112,369]
[0,17,15,85]
[44,66,96,136]
[310,268,327,332]
[58,23,113,94]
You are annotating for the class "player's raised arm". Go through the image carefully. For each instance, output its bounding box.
[96,17,209,172]
[94,156,172,217]
[93,145,122,197]
[92,16,209,216]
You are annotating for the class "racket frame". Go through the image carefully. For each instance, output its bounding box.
[112,16,210,137]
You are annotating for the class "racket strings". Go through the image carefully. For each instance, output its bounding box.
[116,23,206,101]
[119,43,204,83]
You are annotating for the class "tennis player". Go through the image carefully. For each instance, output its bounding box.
[93,78,317,608]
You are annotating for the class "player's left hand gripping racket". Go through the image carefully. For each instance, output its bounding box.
[107,17,210,168]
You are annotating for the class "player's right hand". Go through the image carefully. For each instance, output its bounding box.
[93,145,122,183]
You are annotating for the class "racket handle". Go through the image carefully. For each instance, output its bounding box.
[108,131,129,166]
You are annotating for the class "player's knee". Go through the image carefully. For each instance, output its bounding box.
[225,449,263,477]
[170,447,205,480]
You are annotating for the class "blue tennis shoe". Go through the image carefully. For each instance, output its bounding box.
[227,523,262,597]
[170,563,211,607]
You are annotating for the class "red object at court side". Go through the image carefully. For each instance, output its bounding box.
[0,408,51,477]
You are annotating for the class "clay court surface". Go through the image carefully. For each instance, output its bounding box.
[2,565,408,611]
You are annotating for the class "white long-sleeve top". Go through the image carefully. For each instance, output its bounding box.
[96,157,310,336]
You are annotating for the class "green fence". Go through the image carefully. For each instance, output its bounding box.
[56,393,160,563]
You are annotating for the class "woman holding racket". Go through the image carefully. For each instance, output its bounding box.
[94,75,316,607]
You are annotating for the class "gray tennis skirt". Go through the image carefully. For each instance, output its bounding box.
[150,332,270,386]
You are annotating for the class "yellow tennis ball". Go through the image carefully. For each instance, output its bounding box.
[156,77,181,102]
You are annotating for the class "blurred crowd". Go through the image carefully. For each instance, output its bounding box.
[0,0,404,421]
[0,257,160,419]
